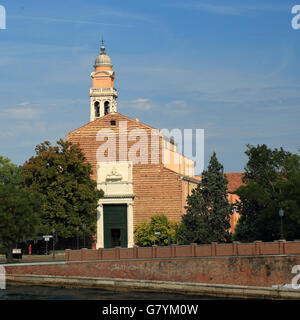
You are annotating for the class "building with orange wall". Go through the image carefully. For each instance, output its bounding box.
[66,42,243,249]
[227,173,244,232]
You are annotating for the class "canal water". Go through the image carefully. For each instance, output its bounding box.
[0,285,224,300]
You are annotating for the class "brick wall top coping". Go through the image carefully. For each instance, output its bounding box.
[1,261,66,267]
[66,240,300,262]
[3,253,300,268]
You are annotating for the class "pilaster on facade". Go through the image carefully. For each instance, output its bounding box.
[96,204,104,249]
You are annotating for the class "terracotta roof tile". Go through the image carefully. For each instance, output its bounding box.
[192,173,244,193]
[225,173,245,193]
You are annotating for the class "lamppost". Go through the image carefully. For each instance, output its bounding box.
[76,226,79,250]
[45,239,48,256]
[52,228,56,260]
[82,223,86,248]
[154,224,161,246]
[175,224,178,245]
[279,208,284,240]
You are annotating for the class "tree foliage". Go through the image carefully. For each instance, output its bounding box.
[134,215,183,247]
[0,185,41,250]
[182,152,231,244]
[0,156,41,259]
[21,139,103,239]
[0,155,21,186]
[234,144,300,242]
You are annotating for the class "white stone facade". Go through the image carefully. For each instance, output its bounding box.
[96,162,134,249]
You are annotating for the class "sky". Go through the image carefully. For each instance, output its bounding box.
[0,0,299,173]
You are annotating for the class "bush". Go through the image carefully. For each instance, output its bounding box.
[134,214,184,247]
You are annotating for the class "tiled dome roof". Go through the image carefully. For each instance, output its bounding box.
[94,45,112,67]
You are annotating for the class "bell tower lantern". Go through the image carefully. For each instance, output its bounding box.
[90,40,118,121]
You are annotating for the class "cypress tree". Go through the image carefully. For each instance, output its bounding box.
[182,152,231,244]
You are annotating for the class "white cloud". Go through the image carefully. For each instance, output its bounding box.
[10,7,156,29]
[12,15,133,28]
[166,2,289,16]
[126,98,154,111]
[8,108,40,119]
[0,103,41,120]
[16,101,30,106]
[165,100,190,114]
[0,121,46,138]
[120,98,192,115]
[192,3,241,15]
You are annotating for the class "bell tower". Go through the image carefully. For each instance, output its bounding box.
[90,40,118,121]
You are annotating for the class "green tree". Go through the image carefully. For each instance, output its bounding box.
[134,215,182,247]
[0,155,21,185]
[233,144,300,242]
[182,152,231,244]
[21,139,103,241]
[0,185,42,261]
[0,156,41,261]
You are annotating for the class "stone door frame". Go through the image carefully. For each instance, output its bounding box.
[96,197,134,249]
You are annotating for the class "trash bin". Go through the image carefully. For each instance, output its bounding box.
[12,248,22,259]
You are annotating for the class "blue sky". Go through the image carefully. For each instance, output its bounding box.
[0,0,299,173]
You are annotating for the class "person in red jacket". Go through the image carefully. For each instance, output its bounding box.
[28,244,32,256]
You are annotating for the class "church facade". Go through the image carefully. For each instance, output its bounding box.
[66,42,241,249]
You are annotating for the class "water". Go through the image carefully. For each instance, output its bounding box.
[0,285,224,300]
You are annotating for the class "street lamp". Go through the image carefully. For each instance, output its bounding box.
[279,208,284,240]
[52,228,56,260]
[154,224,161,246]
[76,226,79,250]
[82,223,86,248]
[168,235,171,246]
[175,224,178,245]
[45,238,48,256]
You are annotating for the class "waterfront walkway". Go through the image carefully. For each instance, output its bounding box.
[0,253,65,264]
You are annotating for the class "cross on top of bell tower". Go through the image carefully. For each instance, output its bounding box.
[100,37,107,55]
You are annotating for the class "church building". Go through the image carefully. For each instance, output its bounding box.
[66,42,241,249]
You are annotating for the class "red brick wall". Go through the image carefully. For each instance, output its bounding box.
[66,113,185,229]
[181,179,198,213]
[66,113,164,181]
[66,240,300,261]
[5,254,300,288]
[132,165,184,227]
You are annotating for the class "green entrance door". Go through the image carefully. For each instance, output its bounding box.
[103,204,128,248]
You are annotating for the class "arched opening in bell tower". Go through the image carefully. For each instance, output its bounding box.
[104,101,110,115]
[94,101,100,118]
